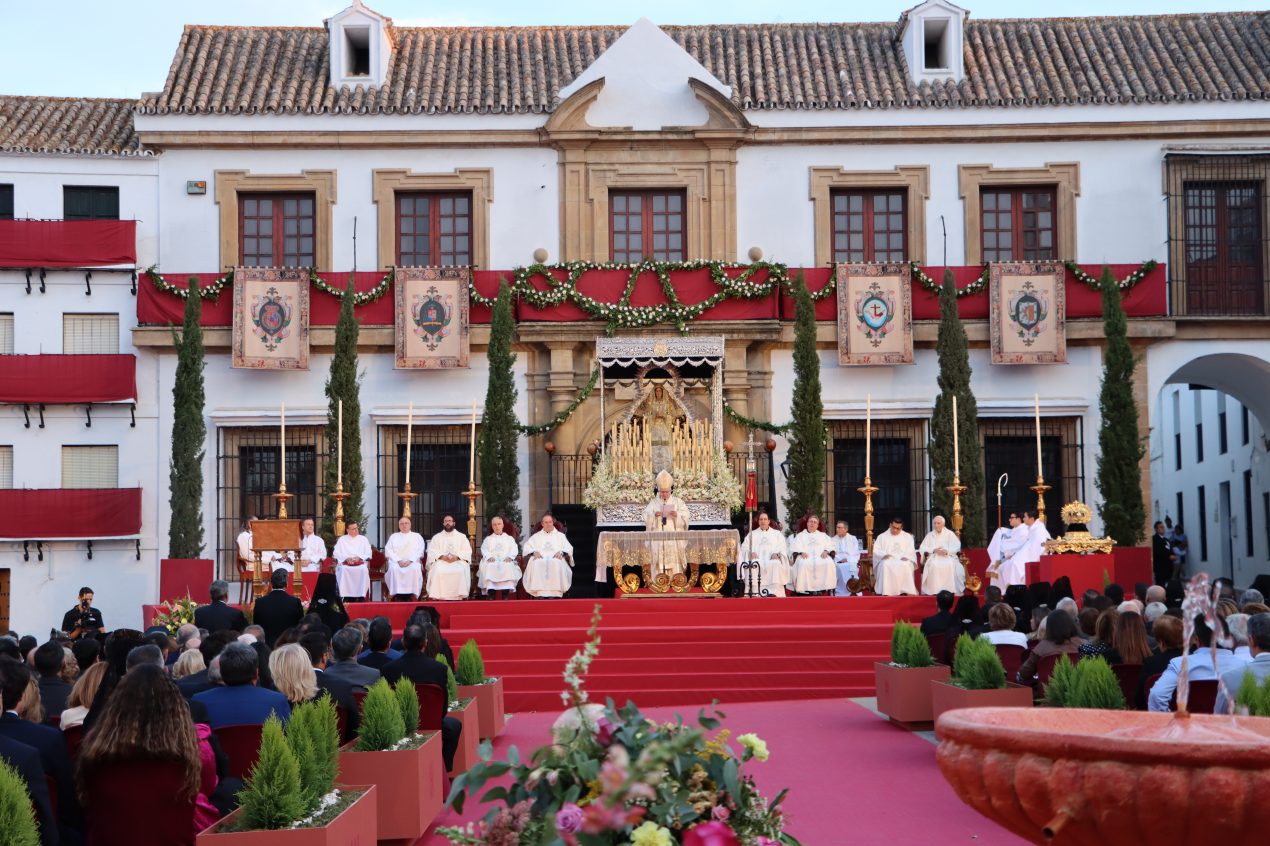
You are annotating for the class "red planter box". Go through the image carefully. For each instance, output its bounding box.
[447,699,480,776]
[338,733,443,845]
[931,680,1034,726]
[874,662,951,725]
[161,559,215,604]
[457,677,506,741]
[197,785,376,845]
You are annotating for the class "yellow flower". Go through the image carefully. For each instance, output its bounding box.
[737,733,769,762]
[579,779,601,807]
[702,729,732,760]
[630,821,674,846]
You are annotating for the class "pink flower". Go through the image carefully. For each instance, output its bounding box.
[581,802,646,834]
[595,715,617,747]
[711,805,730,822]
[682,821,741,846]
[755,838,781,846]
[556,803,584,834]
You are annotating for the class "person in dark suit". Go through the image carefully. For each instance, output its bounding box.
[192,643,291,729]
[0,657,80,839]
[381,625,461,770]
[920,590,956,635]
[323,627,381,692]
[176,631,236,701]
[33,641,72,720]
[193,580,250,634]
[298,631,360,742]
[252,569,305,648]
[358,617,400,670]
[1152,522,1178,586]
[0,734,57,846]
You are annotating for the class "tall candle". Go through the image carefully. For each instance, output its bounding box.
[469,400,478,484]
[865,394,872,479]
[1034,393,1042,475]
[405,401,413,483]
[337,400,343,485]
[280,403,286,487]
[952,394,960,479]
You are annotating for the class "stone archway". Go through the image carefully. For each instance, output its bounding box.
[1162,353,1270,431]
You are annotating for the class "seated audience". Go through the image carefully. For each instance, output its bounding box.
[358,617,401,670]
[1077,607,1101,640]
[1243,602,1270,616]
[60,660,108,731]
[193,580,249,634]
[177,631,235,701]
[1027,607,1049,644]
[269,644,319,706]
[1110,611,1153,666]
[17,675,46,723]
[71,637,101,676]
[1104,584,1125,606]
[1018,610,1086,686]
[33,640,72,719]
[242,625,267,644]
[941,596,984,656]
[381,625,462,770]
[299,631,359,742]
[981,603,1029,648]
[1080,588,1101,609]
[252,569,305,648]
[1117,600,1144,616]
[1148,616,1246,712]
[324,627,381,692]
[1227,613,1252,661]
[1240,588,1265,611]
[920,591,956,635]
[307,573,351,632]
[1078,609,1120,661]
[172,649,206,681]
[1215,612,1270,714]
[0,656,80,840]
[0,731,57,846]
[1055,597,1079,619]
[192,643,291,728]
[1136,614,1184,709]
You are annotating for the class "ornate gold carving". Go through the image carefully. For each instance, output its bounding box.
[1044,501,1115,555]
[619,572,642,594]
[1061,501,1093,525]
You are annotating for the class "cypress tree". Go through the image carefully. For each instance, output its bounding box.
[168,279,206,559]
[930,269,985,547]
[781,274,826,524]
[322,274,366,544]
[476,280,522,529]
[1095,265,1146,546]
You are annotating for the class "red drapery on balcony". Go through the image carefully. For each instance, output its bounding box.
[0,220,137,268]
[0,488,142,538]
[0,355,137,404]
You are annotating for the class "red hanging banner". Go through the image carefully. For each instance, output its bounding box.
[0,354,137,404]
[0,488,142,538]
[0,220,137,267]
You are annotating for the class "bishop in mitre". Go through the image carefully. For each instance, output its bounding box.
[384,516,426,601]
[787,514,837,594]
[478,515,521,599]
[873,516,918,596]
[522,513,574,598]
[986,512,1029,589]
[644,470,689,577]
[919,515,964,595]
[738,511,790,597]
[425,515,472,601]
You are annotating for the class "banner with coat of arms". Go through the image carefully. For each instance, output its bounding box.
[835,262,913,366]
[394,266,470,369]
[990,261,1066,365]
[232,267,310,370]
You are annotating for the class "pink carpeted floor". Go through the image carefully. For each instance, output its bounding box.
[417,698,1027,846]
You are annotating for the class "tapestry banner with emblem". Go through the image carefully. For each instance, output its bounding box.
[835,262,913,366]
[231,267,310,370]
[394,266,471,369]
[990,261,1066,365]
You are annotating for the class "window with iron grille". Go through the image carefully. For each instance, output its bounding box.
[0,446,12,488]
[610,191,686,262]
[1182,182,1263,315]
[0,184,12,219]
[239,193,316,267]
[63,314,119,354]
[831,190,907,263]
[378,425,482,542]
[981,417,1084,535]
[63,186,118,220]
[1175,492,1185,538]
[826,419,930,537]
[1198,485,1208,562]
[396,192,472,266]
[0,313,12,354]
[1242,405,1250,445]
[62,446,118,488]
[1245,470,1254,557]
[980,188,1057,262]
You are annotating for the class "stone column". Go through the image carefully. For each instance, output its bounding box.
[723,339,752,444]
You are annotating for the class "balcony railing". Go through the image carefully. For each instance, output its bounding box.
[0,219,136,268]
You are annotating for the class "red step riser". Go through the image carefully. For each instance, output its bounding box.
[506,687,869,712]
[487,656,878,674]
[478,641,887,660]
[449,624,895,645]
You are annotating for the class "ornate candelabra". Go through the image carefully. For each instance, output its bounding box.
[397,482,417,520]
[947,477,981,593]
[856,477,879,592]
[462,481,483,598]
[1031,475,1051,524]
[328,483,350,538]
[273,483,293,519]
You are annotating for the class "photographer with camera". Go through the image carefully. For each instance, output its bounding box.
[60,586,106,640]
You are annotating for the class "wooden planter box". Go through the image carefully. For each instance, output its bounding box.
[457,677,505,740]
[338,733,443,845]
[874,662,951,726]
[931,680,1034,726]
[448,698,480,776]
[197,785,376,845]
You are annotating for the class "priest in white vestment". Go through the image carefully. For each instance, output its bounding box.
[522,514,574,598]
[333,521,372,602]
[919,515,964,595]
[237,518,286,574]
[833,521,862,596]
[738,512,790,597]
[426,515,472,601]
[297,518,326,572]
[384,516,426,600]
[987,513,1029,589]
[873,517,918,596]
[643,471,689,577]
[479,516,522,598]
[787,515,837,594]
[1018,511,1052,576]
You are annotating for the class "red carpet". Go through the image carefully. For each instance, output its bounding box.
[416,698,1027,846]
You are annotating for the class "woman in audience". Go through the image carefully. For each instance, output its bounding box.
[60,661,108,731]
[1077,606,1101,640]
[59,648,80,685]
[269,643,318,706]
[76,663,221,839]
[1135,614,1185,709]
[171,649,206,681]
[1017,609,1086,686]
[1078,608,1120,660]
[1109,610,1152,665]
[980,603,1029,648]
[16,675,45,723]
[307,573,350,632]
[1026,607,1048,644]
[83,629,146,731]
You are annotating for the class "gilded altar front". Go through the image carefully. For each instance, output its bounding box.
[596,529,739,594]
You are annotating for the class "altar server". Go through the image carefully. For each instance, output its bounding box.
[384,516,426,601]
[787,514,837,595]
[478,515,521,599]
[873,517,918,596]
[643,470,689,577]
[1019,510,1052,574]
[297,518,327,572]
[986,512,1029,589]
[833,521,862,596]
[919,515,964,595]
[426,515,472,601]
[522,513,574,598]
[333,521,372,603]
[738,511,790,597]
[238,516,286,573]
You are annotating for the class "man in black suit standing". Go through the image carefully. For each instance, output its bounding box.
[0,657,80,841]
[252,568,305,647]
[381,625,461,770]
[194,580,250,634]
[0,734,57,846]
[298,631,360,742]
[1151,521,1178,586]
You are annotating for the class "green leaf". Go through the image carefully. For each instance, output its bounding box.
[722,758,741,801]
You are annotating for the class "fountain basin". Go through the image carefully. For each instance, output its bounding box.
[935,707,1270,845]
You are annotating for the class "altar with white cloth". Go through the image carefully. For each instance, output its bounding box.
[596,529,739,594]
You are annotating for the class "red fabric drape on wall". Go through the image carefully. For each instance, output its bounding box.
[0,355,136,403]
[0,488,142,538]
[0,220,137,268]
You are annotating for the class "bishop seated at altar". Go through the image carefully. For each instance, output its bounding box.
[738,511,790,597]
[919,515,964,595]
[644,470,689,577]
[787,514,837,595]
[873,517,918,596]
[334,521,373,603]
[478,515,521,600]
[426,515,472,601]
[384,516,425,601]
[522,513,574,598]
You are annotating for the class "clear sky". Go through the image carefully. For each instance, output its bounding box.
[1,0,1264,99]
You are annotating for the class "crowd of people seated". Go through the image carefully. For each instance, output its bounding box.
[0,570,465,845]
[918,577,1270,711]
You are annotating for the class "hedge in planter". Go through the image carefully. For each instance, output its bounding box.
[1237,672,1270,716]
[0,757,39,846]
[1042,654,1077,707]
[891,622,934,667]
[356,679,406,753]
[455,640,486,686]
[950,635,1005,690]
[455,640,507,740]
[1059,657,1126,710]
[875,621,950,725]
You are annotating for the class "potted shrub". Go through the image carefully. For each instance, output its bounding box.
[440,654,479,776]
[338,679,444,845]
[0,757,40,846]
[198,702,377,844]
[931,635,1032,722]
[874,621,951,726]
[454,639,506,741]
[1046,655,1126,709]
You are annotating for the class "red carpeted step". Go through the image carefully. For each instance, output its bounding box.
[477,639,889,661]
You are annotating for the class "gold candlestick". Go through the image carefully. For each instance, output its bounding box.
[328,483,350,538]
[947,477,980,594]
[858,476,879,593]
[273,483,293,519]
[1031,476,1051,524]
[462,481,483,600]
[397,482,417,520]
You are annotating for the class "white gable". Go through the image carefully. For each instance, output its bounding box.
[559,18,733,131]
[326,1,394,90]
[899,0,968,85]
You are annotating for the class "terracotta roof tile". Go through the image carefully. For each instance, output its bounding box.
[0,96,148,157]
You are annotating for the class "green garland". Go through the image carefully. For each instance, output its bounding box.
[1063,260,1158,291]
[910,260,1158,299]
[145,267,394,306]
[723,399,791,435]
[519,368,600,436]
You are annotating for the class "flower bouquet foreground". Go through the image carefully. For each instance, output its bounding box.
[439,607,801,846]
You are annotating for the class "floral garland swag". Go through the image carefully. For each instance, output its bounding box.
[145,267,395,305]
[440,606,801,846]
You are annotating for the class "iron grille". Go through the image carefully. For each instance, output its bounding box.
[825,419,931,538]
[981,417,1085,536]
[377,425,483,542]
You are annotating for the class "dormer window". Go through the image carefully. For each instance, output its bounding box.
[326,2,393,88]
[344,26,371,77]
[923,19,949,71]
[900,0,967,84]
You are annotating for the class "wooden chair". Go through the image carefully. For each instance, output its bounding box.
[352,689,367,717]
[416,683,448,731]
[46,774,58,820]
[924,633,946,666]
[1141,671,1164,707]
[994,644,1027,680]
[236,554,254,604]
[81,760,198,846]
[214,723,265,780]
[1170,679,1219,713]
[367,548,387,602]
[1035,652,1063,686]
[1111,663,1143,709]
